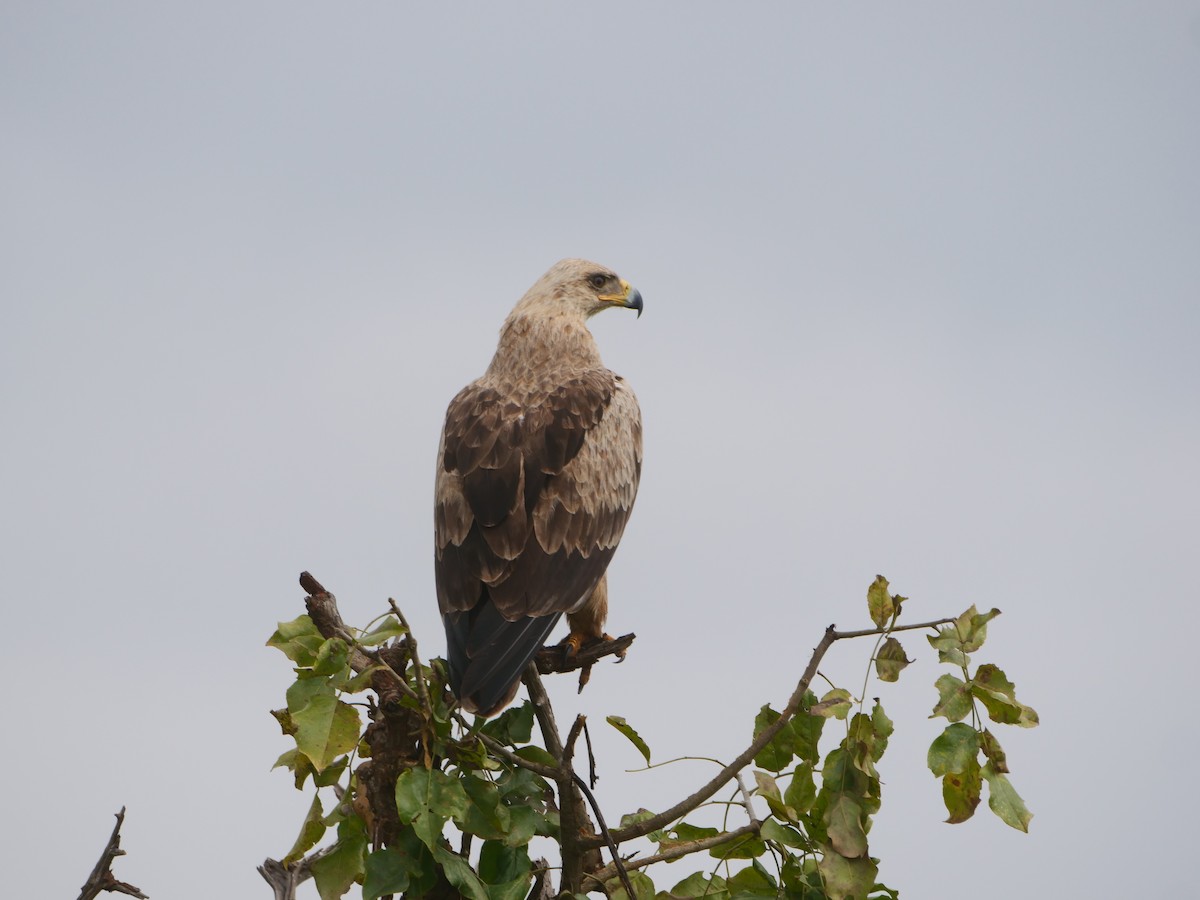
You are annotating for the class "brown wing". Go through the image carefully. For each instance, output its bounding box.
[435,372,642,714]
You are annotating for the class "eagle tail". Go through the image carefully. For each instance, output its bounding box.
[444,604,563,717]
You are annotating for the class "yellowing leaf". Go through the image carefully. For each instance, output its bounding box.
[282,792,326,865]
[874,637,911,683]
[867,575,894,628]
[292,692,362,773]
[824,794,868,858]
[818,846,878,900]
[811,688,853,720]
[983,762,1033,832]
[942,756,982,824]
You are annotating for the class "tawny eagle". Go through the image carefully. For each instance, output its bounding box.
[435,259,643,716]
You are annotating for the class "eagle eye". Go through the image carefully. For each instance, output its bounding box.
[588,273,608,289]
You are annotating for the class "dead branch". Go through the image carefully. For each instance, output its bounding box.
[257,845,337,900]
[77,807,147,900]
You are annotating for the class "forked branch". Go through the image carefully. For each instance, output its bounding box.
[77,807,147,900]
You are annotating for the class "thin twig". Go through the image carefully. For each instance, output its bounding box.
[571,772,636,900]
[583,719,598,789]
[831,617,956,640]
[734,773,760,826]
[564,715,587,763]
[589,822,760,883]
[388,598,433,717]
[474,731,561,780]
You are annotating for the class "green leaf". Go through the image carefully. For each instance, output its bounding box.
[725,861,776,896]
[459,774,510,840]
[874,637,911,683]
[983,762,1033,832]
[482,702,534,746]
[606,870,656,900]
[620,808,656,829]
[958,606,1001,652]
[663,871,729,900]
[314,754,349,788]
[870,701,893,762]
[971,664,1039,728]
[820,747,870,802]
[751,705,796,772]
[713,832,767,860]
[312,637,350,676]
[292,692,363,773]
[818,847,879,900]
[784,762,817,815]
[867,575,894,628]
[282,792,326,865]
[791,695,825,765]
[927,723,980,777]
[753,770,781,801]
[824,794,868,858]
[358,616,408,646]
[513,745,559,768]
[941,755,982,823]
[811,688,853,720]
[362,847,411,900]
[930,673,973,722]
[432,843,490,900]
[503,806,544,846]
[477,840,532,900]
[311,817,367,900]
[928,605,1001,664]
[267,615,325,666]
[607,715,651,765]
[395,767,470,827]
[760,818,808,850]
[980,729,1009,773]
[659,821,719,851]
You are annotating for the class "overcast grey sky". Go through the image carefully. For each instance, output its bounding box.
[4,3,1198,897]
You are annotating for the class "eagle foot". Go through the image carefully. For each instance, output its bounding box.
[559,631,624,660]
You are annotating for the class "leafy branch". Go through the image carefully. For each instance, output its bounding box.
[263,572,1038,900]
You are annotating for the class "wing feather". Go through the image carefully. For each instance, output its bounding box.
[435,372,642,714]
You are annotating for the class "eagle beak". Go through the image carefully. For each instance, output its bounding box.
[601,279,643,318]
[625,286,644,318]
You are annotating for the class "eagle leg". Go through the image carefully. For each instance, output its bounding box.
[562,575,625,659]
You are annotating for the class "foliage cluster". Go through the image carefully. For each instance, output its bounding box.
[265,576,1036,900]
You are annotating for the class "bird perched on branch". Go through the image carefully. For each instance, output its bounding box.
[435,259,644,716]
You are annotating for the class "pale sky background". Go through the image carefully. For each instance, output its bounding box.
[3,3,1198,898]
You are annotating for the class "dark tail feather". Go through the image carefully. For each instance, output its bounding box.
[444,605,562,717]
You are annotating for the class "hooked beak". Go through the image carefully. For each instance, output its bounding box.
[601,279,644,318]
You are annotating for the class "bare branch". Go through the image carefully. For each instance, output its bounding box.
[257,845,338,900]
[77,807,147,900]
[832,617,956,640]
